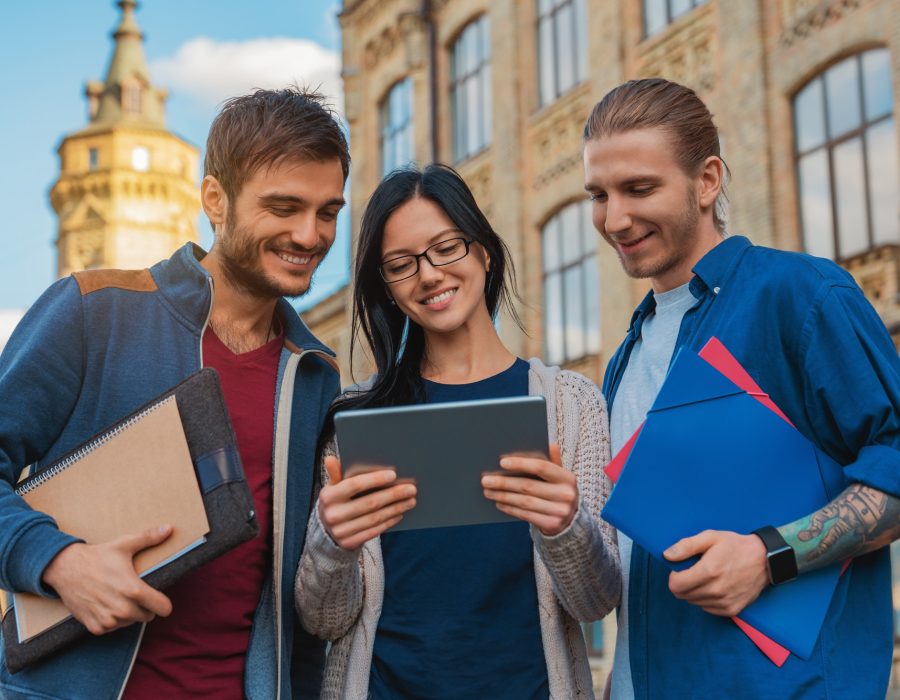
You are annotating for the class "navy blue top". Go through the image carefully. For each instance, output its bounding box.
[368,357,549,699]
[603,236,900,699]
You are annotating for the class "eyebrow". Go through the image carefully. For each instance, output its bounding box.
[584,175,661,192]
[257,193,346,209]
[382,227,463,258]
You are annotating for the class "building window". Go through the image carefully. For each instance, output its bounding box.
[131,146,150,173]
[122,83,142,115]
[380,78,414,176]
[793,48,897,260]
[542,200,600,365]
[450,15,492,162]
[537,0,587,106]
[582,620,605,657]
[643,0,708,38]
[88,148,99,171]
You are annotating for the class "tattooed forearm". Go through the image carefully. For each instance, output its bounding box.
[777,484,900,574]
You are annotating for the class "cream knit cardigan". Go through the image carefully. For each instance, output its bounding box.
[295,358,621,699]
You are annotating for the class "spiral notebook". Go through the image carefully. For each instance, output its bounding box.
[12,396,210,643]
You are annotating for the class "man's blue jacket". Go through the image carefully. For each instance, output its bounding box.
[0,243,339,699]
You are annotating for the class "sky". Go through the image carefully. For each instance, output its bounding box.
[0,0,349,343]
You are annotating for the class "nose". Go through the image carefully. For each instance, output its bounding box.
[416,255,444,285]
[289,213,319,250]
[603,194,632,235]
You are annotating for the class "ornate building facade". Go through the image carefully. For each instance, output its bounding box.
[304,0,900,687]
[50,0,199,278]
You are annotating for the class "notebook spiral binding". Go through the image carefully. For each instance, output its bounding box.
[15,397,175,497]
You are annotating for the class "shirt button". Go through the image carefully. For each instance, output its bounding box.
[713,286,721,294]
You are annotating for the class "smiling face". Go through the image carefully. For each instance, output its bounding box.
[207,157,345,299]
[381,196,492,338]
[583,127,722,292]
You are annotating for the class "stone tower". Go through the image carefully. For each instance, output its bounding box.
[50,0,199,277]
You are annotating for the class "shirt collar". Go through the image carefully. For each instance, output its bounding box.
[690,235,752,295]
[626,235,753,334]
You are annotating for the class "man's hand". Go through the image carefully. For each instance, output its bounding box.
[481,444,578,537]
[41,526,174,636]
[664,529,769,617]
[318,456,417,550]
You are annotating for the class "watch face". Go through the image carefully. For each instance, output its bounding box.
[768,545,798,585]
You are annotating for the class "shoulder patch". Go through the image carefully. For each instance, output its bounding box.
[73,268,158,296]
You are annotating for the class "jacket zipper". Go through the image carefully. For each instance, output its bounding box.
[114,277,213,699]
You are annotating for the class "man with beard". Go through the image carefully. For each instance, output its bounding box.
[0,87,348,699]
[583,78,900,698]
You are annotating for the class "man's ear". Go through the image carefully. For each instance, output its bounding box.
[201,176,228,228]
[697,156,724,210]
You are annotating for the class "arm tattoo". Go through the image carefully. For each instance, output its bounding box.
[778,484,900,574]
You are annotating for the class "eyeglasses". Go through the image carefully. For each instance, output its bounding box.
[379,237,475,283]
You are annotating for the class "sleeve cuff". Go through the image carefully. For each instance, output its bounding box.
[844,443,900,499]
[6,520,81,596]
[304,506,363,574]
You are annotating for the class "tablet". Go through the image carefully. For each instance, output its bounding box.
[334,395,548,531]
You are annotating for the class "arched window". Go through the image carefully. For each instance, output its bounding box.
[542,200,600,365]
[380,78,414,176]
[794,48,897,260]
[642,0,708,38]
[536,0,587,107]
[450,15,492,162]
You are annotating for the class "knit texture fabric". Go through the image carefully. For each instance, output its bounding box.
[295,358,621,699]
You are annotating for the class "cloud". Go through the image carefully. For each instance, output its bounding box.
[150,37,343,115]
[0,309,25,353]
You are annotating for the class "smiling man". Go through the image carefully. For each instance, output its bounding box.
[0,88,348,699]
[584,78,900,699]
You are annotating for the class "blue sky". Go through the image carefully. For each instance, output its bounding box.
[0,0,349,324]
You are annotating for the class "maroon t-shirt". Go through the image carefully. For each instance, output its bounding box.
[123,327,281,699]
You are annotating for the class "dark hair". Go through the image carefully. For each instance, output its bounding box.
[583,78,729,233]
[319,163,522,449]
[204,86,350,206]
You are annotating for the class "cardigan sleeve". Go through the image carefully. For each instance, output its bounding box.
[532,370,622,621]
[294,438,366,641]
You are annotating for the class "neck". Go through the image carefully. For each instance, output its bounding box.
[419,308,515,384]
[651,221,724,293]
[201,250,279,353]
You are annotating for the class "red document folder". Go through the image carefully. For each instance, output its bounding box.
[605,337,795,666]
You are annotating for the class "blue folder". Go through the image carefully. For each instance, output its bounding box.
[601,346,845,659]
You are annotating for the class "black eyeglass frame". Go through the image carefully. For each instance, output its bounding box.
[378,236,476,283]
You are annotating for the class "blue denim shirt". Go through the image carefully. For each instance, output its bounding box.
[603,236,900,699]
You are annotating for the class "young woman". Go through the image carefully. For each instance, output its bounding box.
[295,164,620,699]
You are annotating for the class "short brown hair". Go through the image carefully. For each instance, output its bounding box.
[204,86,350,204]
[584,78,729,233]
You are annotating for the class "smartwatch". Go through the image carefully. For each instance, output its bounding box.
[752,525,798,585]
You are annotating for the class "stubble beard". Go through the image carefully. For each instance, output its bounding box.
[618,188,700,282]
[218,216,319,301]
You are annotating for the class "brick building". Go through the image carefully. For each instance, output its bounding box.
[303,0,900,689]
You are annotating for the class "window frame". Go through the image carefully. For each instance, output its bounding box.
[379,77,415,176]
[792,48,897,261]
[449,14,492,163]
[541,199,601,366]
[536,0,587,107]
[642,0,708,39]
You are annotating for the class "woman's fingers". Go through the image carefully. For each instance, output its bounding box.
[319,468,398,505]
[483,481,575,517]
[327,497,417,547]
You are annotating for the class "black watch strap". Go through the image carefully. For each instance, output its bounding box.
[753,525,798,585]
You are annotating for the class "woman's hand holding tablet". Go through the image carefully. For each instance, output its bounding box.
[480,444,578,536]
[317,456,418,550]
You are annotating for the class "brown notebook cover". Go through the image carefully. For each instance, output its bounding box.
[13,397,210,642]
[1,368,259,673]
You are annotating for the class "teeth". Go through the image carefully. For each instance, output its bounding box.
[277,252,311,265]
[423,289,456,305]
